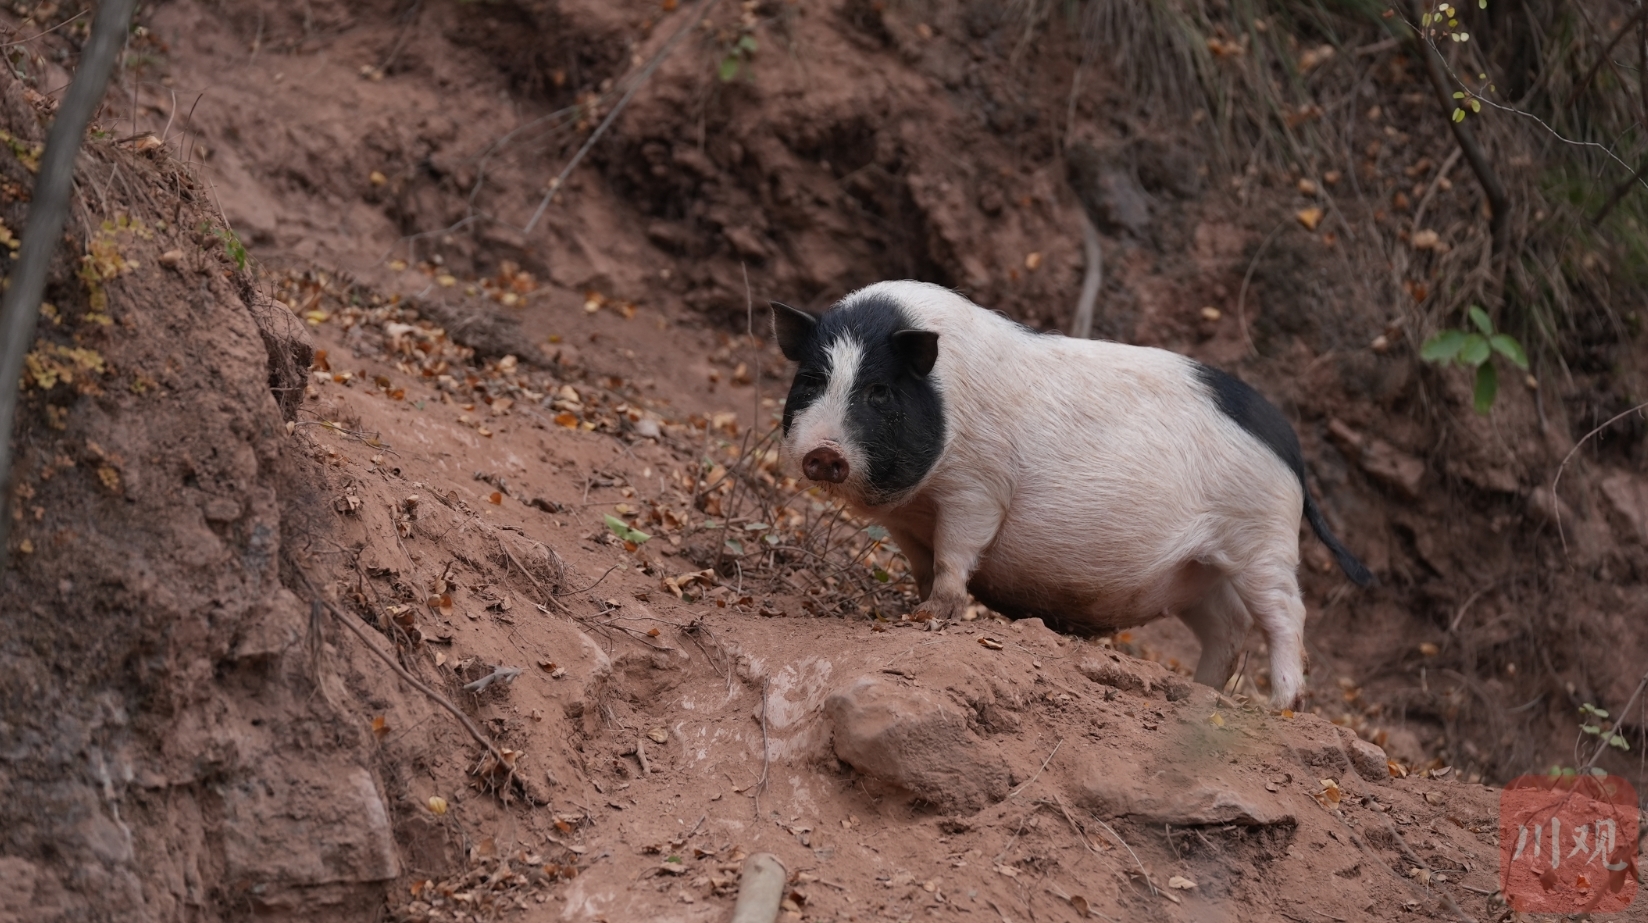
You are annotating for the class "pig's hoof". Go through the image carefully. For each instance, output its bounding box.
[909,598,962,624]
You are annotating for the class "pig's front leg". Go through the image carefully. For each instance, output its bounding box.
[884,526,933,600]
[909,491,1005,622]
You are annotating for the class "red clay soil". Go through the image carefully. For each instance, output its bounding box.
[2,0,1646,920]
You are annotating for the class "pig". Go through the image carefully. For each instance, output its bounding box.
[771,280,1372,708]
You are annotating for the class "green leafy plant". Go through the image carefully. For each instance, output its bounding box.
[718,33,757,83]
[604,514,651,545]
[1579,702,1630,752]
[202,223,248,271]
[1419,305,1528,414]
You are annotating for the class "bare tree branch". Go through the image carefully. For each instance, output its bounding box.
[0,0,137,564]
[1564,3,1648,111]
[1408,4,1509,258]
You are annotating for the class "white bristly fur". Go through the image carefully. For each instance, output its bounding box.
[785,280,1315,708]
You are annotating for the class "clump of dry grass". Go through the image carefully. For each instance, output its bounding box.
[1079,0,1648,372]
[690,422,919,620]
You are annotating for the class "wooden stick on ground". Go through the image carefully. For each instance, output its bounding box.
[729,852,788,923]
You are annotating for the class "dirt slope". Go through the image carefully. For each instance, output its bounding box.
[140,0,1648,787]
[3,0,1647,919]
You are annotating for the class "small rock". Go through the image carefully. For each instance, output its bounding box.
[1077,653,1187,700]
[645,221,693,254]
[1338,728,1391,783]
[826,675,1012,813]
[1600,473,1648,545]
[722,225,770,261]
[1326,418,1425,499]
[1071,754,1293,826]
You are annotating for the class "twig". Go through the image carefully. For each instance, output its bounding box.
[635,735,653,775]
[1580,666,1648,774]
[1071,210,1103,340]
[1410,146,1462,238]
[0,0,135,564]
[753,677,771,815]
[1039,793,1102,857]
[1564,4,1648,110]
[523,0,722,233]
[463,665,522,692]
[1592,155,1648,226]
[296,571,506,764]
[1089,815,1157,897]
[1383,821,1478,923]
[1236,220,1288,357]
[1551,400,1648,556]
[743,261,761,431]
[1408,4,1508,257]
[0,9,89,47]
[1008,738,1062,798]
[493,530,553,609]
[552,562,625,597]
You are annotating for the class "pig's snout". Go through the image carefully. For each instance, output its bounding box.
[802,445,850,483]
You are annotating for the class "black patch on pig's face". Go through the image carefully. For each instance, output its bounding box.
[773,293,946,504]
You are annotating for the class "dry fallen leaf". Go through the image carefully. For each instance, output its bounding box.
[648,727,669,744]
[1418,642,1440,657]
[489,491,502,505]
[978,637,1004,650]
[1411,229,1441,250]
[1295,207,1324,231]
[1168,875,1197,890]
[428,796,448,815]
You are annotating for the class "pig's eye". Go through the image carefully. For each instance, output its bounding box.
[866,384,893,406]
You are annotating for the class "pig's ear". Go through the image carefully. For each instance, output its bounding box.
[892,330,940,377]
[770,302,815,361]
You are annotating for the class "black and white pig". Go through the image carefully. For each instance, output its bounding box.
[771,280,1372,708]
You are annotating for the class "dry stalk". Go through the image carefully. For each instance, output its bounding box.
[296,570,508,767]
[1551,400,1648,556]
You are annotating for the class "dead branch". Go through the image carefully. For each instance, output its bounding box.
[1592,155,1648,225]
[523,0,723,233]
[1072,210,1103,340]
[0,0,136,562]
[1551,400,1648,556]
[296,570,507,766]
[1564,4,1648,110]
[1408,3,1509,257]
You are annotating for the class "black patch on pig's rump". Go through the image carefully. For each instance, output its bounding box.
[1195,363,1373,586]
[778,290,947,503]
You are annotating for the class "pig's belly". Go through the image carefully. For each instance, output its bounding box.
[967,537,1220,634]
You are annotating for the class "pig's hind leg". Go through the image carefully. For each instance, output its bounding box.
[1229,562,1310,709]
[1178,579,1252,695]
